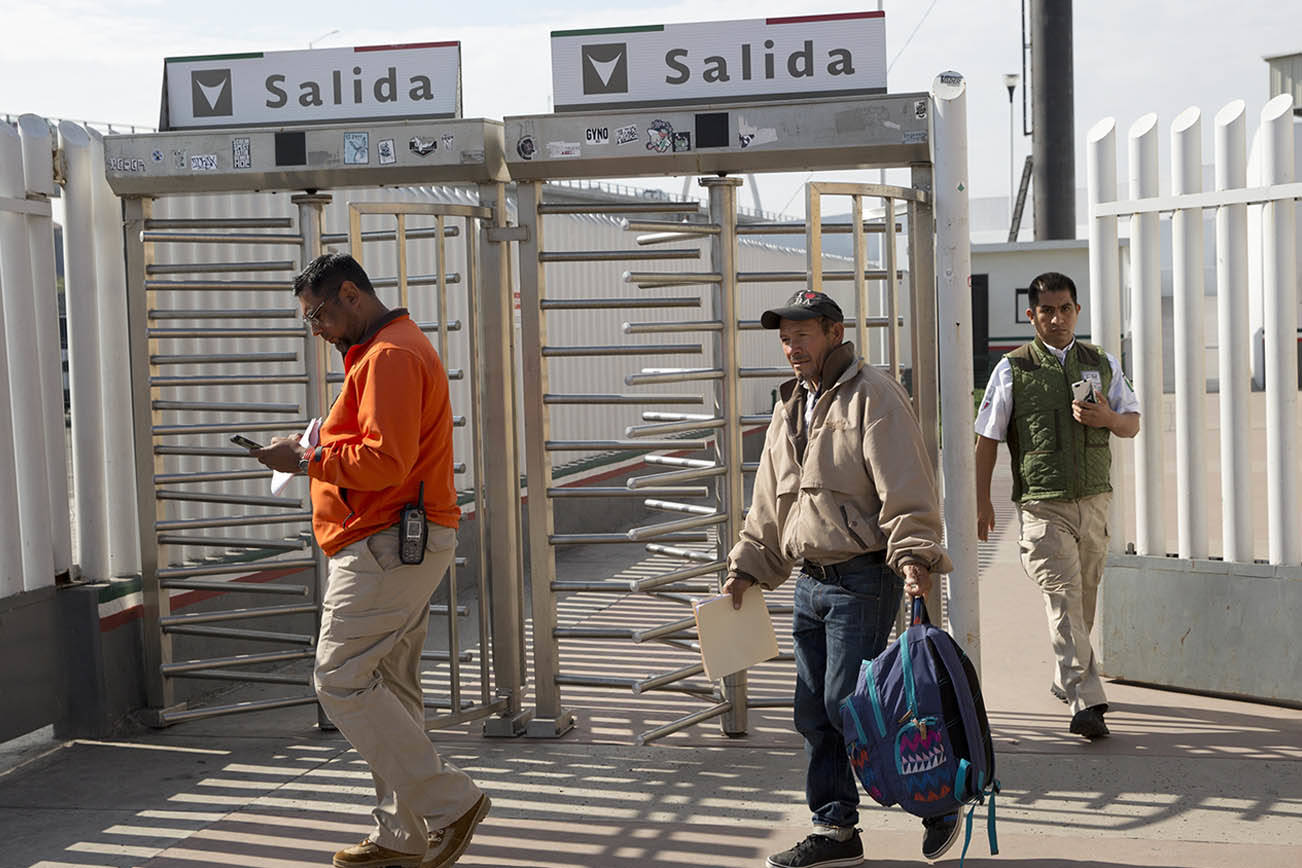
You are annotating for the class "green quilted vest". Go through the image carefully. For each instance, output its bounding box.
[1006,339,1114,502]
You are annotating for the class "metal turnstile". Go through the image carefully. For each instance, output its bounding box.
[125,201,320,725]
[505,93,941,742]
[107,120,531,732]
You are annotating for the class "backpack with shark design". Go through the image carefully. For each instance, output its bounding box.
[840,597,1000,863]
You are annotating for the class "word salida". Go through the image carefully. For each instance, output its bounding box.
[664,40,855,84]
[265,66,437,108]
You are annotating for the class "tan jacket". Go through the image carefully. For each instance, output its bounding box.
[727,343,952,588]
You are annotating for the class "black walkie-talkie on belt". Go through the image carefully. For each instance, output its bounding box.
[399,481,427,565]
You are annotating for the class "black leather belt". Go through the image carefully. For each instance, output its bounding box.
[802,549,886,580]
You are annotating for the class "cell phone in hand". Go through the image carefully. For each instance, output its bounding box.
[1070,379,1095,403]
[230,434,263,451]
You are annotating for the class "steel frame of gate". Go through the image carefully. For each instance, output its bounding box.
[507,94,943,743]
[112,118,533,733]
[123,198,323,726]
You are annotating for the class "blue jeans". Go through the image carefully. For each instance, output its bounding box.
[792,558,904,829]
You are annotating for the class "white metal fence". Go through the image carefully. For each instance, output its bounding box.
[0,116,73,596]
[1088,93,1301,565]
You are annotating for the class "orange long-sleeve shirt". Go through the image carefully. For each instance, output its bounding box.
[305,310,459,556]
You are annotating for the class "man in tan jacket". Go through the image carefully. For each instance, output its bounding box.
[724,290,954,868]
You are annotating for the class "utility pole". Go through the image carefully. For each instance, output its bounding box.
[1030,0,1076,239]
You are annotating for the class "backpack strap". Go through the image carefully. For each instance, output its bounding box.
[959,803,977,867]
[930,634,991,787]
[987,779,1000,855]
[957,778,1000,868]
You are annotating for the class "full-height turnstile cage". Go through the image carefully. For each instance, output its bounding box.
[106,120,533,733]
[503,93,942,743]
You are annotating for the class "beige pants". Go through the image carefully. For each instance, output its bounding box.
[315,523,482,854]
[1017,492,1110,715]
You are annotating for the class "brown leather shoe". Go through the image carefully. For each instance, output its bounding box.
[333,839,424,868]
[422,794,491,868]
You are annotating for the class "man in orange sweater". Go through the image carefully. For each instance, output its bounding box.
[255,253,487,868]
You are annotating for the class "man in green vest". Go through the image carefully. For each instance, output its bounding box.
[974,271,1140,739]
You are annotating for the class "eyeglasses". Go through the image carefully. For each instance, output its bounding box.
[302,296,332,328]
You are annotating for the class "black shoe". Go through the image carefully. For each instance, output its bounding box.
[766,831,863,868]
[1069,705,1110,740]
[1049,683,1068,703]
[921,812,961,861]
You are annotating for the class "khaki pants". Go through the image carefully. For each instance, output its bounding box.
[1017,492,1110,714]
[315,523,482,854]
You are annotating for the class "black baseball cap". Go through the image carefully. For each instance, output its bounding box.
[760,290,844,329]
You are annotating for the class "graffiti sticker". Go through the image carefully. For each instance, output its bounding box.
[409,135,436,156]
[646,119,673,153]
[232,137,251,169]
[615,123,638,146]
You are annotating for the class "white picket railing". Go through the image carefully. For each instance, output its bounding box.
[1089,93,1301,565]
[0,116,74,595]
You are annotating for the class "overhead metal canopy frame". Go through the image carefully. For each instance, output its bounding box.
[102,87,965,747]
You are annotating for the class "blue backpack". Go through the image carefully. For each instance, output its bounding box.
[840,597,1000,864]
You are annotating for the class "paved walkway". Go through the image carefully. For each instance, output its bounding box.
[2,456,1300,868]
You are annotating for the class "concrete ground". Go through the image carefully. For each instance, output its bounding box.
[2,455,1300,868]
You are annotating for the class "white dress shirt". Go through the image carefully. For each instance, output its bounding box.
[974,341,1140,442]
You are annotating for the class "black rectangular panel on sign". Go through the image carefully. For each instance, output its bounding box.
[694,112,730,149]
[274,131,307,167]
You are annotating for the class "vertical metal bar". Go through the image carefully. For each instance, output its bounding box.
[476,181,537,736]
[58,122,109,580]
[851,194,867,354]
[293,193,331,729]
[703,176,747,736]
[932,71,980,658]
[463,216,492,706]
[348,206,364,268]
[0,120,53,587]
[514,181,569,737]
[1128,113,1165,557]
[1171,107,1208,559]
[1086,117,1126,554]
[124,195,173,713]
[1214,100,1252,563]
[396,213,409,308]
[906,200,922,406]
[806,184,823,295]
[902,189,937,636]
[88,129,140,580]
[435,216,449,362]
[17,115,72,579]
[1260,94,1298,565]
[884,198,900,380]
[432,214,461,717]
[909,163,941,474]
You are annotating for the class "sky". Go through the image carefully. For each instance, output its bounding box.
[2,0,1298,220]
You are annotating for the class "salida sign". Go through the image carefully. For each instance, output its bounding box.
[551,11,886,112]
[162,42,461,130]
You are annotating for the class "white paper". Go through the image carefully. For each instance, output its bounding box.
[693,589,780,681]
[271,417,321,495]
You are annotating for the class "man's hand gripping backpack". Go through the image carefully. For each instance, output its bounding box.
[840,597,1000,864]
